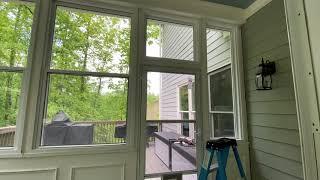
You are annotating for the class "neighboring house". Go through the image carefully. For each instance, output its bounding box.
[159,23,233,139]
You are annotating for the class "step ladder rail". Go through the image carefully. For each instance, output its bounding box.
[199,149,215,180]
[231,145,247,180]
[198,138,247,180]
[216,146,230,180]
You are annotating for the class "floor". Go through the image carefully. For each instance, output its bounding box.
[145,142,197,180]
[145,174,197,180]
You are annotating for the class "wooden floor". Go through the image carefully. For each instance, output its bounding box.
[145,142,197,180]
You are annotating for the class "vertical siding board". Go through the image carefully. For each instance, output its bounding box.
[242,0,303,179]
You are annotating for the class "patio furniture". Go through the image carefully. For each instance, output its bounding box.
[114,123,127,139]
[172,142,196,165]
[42,112,94,146]
[154,132,196,169]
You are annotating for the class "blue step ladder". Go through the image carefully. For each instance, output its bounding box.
[199,138,247,180]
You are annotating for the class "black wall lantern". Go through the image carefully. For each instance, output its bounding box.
[255,58,276,90]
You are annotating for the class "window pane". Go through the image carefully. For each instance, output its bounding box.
[181,112,189,120]
[0,72,23,147]
[41,75,128,146]
[182,122,189,137]
[146,20,194,61]
[0,1,35,67]
[209,67,233,111]
[146,72,195,121]
[0,1,35,148]
[211,113,234,137]
[179,85,188,111]
[50,7,131,74]
[192,82,195,111]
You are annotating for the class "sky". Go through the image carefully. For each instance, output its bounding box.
[146,42,161,95]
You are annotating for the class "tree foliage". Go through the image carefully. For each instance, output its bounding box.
[0,2,161,128]
[47,7,131,122]
[0,2,34,126]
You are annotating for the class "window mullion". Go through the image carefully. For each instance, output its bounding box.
[21,0,57,153]
[48,69,129,78]
[0,67,24,73]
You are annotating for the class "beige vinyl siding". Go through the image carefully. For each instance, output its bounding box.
[159,24,231,133]
[162,24,193,61]
[160,73,193,133]
[159,23,195,134]
[242,0,303,179]
[207,30,231,73]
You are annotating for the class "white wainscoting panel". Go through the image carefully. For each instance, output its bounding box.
[71,164,125,180]
[0,168,57,180]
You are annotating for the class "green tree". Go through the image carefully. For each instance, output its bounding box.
[46,8,131,122]
[0,2,160,132]
[0,2,34,126]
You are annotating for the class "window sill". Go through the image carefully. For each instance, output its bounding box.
[24,143,136,158]
[0,148,23,159]
[0,143,137,159]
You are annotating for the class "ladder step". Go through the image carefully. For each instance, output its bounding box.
[209,163,218,173]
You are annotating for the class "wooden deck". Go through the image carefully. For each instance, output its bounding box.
[145,142,197,180]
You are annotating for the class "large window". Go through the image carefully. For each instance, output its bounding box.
[40,6,131,146]
[0,1,35,147]
[206,28,236,138]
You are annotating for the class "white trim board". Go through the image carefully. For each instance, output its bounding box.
[244,0,273,19]
[284,0,319,179]
[90,0,247,24]
[60,0,274,24]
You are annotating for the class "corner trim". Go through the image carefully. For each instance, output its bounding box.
[244,0,272,19]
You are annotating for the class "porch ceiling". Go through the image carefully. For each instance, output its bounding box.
[202,0,256,9]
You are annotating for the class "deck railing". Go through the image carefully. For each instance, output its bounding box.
[0,120,195,147]
[74,121,126,144]
[0,121,127,146]
[0,126,15,147]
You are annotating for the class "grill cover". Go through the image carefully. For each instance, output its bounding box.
[42,112,94,146]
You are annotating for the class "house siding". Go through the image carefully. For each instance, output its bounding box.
[162,24,193,61]
[160,73,193,133]
[159,24,231,133]
[242,0,303,179]
[207,29,231,72]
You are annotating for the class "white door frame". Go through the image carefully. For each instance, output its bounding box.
[136,7,249,179]
[284,0,319,179]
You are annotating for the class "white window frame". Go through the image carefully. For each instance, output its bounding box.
[138,9,202,179]
[204,22,247,141]
[208,65,235,138]
[21,0,139,155]
[178,82,196,119]
[39,3,132,146]
[0,0,37,156]
[177,82,196,137]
